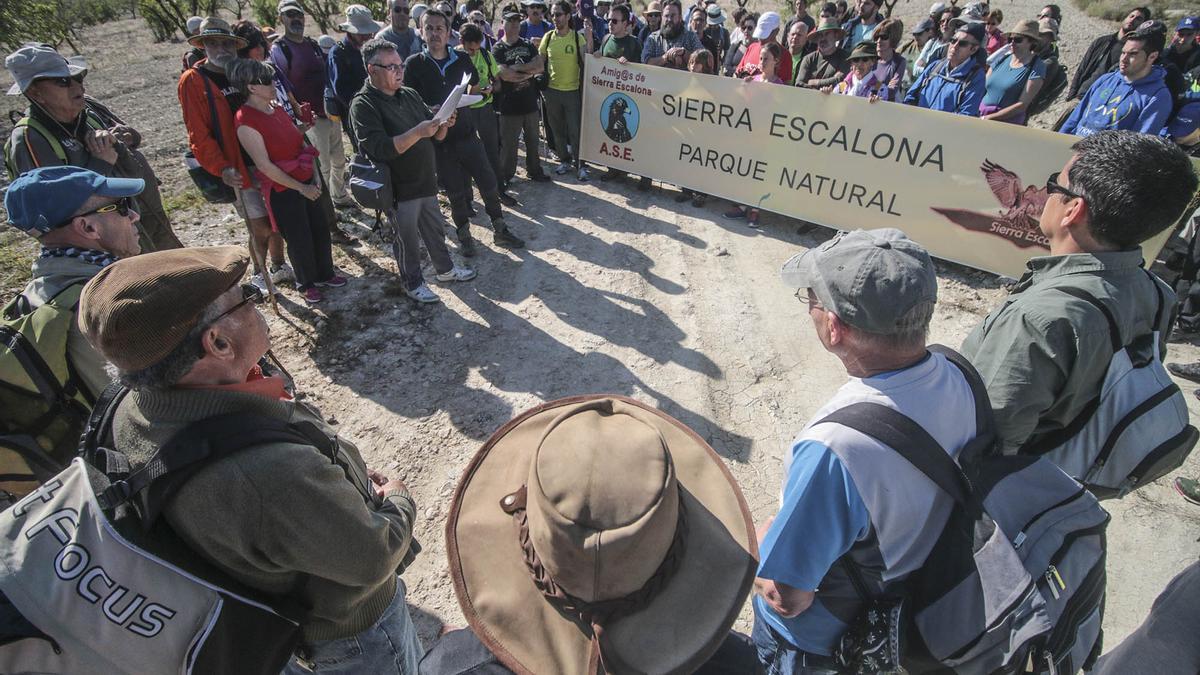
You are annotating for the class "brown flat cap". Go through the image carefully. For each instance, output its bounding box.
[79,246,250,372]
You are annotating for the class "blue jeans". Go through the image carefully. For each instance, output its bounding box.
[751,608,837,675]
[282,578,423,674]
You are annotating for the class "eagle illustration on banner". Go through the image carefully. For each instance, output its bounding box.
[931,161,1051,249]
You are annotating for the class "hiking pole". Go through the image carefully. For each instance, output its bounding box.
[233,185,280,314]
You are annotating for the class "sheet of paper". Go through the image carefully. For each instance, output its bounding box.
[433,71,471,123]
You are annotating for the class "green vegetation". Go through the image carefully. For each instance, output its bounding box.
[0,0,136,53]
[0,231,37,297]
[161,186,208,216]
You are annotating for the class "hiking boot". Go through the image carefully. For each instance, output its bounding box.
[493,228,525,249]
[303,287,324,305]
[435,265,478,282]
[458,238,477,257]
[270,262,295,285]
[637,176,652,192]
[1168,361,1200,382]
[1175,476,1200,505]
[406,283,441,304]
[316,274,348,288]
[555,162,571,175]
[498,191,519,207]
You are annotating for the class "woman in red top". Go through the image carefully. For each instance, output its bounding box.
[231,58,346,304]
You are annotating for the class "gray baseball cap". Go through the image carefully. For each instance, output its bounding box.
[780,229,937,334]
[5,43,87,96]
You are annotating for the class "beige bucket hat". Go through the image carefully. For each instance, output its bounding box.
[446,396,757,675]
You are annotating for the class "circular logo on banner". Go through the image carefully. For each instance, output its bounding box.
[600,93,639,144]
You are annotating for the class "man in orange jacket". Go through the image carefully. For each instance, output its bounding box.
[179,17,292,292]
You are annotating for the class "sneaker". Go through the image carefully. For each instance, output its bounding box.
[723,206,746,219]
[459,238,477,257]
[406,283,441,304]
[316,274,348,288]
[270,263,295,284]
[498,191,519,207]
[494,229,525,249]
[435,265,477,282]
[303,287,324,304]
[555,162,571,175]
[691,193,707,207]
[531,173,552,182]
[577,166,591,182]
[1175,476,1200,505]
[747,209,761,228]
[248,273,274,295]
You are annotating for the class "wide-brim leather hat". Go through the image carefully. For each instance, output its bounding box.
[447,396,757,675]
[187,17,250,48]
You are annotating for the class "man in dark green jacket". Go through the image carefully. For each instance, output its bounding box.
[349,38,477,304]
[78,245,424,674]
[961,131,1197,455]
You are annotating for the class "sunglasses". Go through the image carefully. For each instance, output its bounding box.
[950,37,978,47]
[79,197,135,219]
[39,74,86,87]
[248,75,274,86]
[210,283,266,325]
[1046,172,1082,200]
[1010,36,1027,44]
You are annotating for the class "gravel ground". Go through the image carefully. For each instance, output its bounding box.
[1,5,1199,665]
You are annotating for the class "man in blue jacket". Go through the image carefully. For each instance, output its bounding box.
[903,21,986,116]
[1061,25,1171,137]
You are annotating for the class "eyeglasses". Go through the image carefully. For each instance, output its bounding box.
[950,37,978,47]
[39,74,86,87]
[209,283,266,325]
[1045,172,1082,200]
[369,61,404,72]
[795,289,825,311]
[79,197,135,219]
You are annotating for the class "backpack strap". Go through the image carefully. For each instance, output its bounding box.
[928,344,998,467]
[192,66,227,156]
[1053,286,1122,352]
[80,382,132,474]
[817,401,974,509]
[97,412,376,528]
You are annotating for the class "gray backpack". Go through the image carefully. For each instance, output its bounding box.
[0,384,399,674]
[1024,276,1197,498]
[824,346,1109,675]
[348,151,394,212]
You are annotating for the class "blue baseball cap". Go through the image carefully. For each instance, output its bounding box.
[1178,16,1200,32]
[5,166,144,236]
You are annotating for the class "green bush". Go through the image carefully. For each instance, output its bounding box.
[137,0,230,42]
[0,0,136,53]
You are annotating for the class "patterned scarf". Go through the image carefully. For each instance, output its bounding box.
[39,246,120,269]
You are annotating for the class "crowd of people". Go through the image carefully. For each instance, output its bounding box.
[4,0,1200,674]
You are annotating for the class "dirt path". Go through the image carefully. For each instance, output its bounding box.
[2,7,1199,656]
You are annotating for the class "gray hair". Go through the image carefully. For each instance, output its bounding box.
[361,38,397,67]
[226,57,276,97]
[850,300,935,352]
[115,301,223,391]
